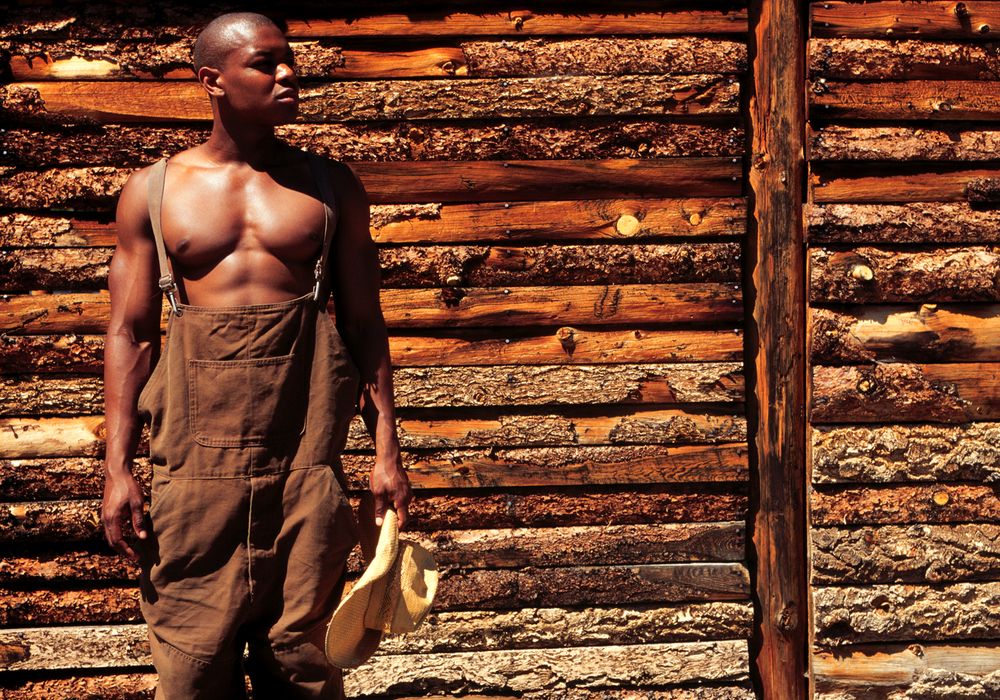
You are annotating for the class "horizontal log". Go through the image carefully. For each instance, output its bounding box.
[812,523,1000,585]
[0,326,744,373]
[1,196,746,247]
[811,1,1000,40]
[2,285,743,334]
[4,75,740,125]
[809,124,1000,163]
[811,422,1000,484]
[811,483,1000,525]
[810,246,1000,303]
[0,601,754,671]
[3,118,744,169]
[8,37,747,81]
[807,201,1000,244]
[811,363,1000,423]
[1,487,748,544]
[349,640,749,694]
[2,159,743,209]
[814,642,1000,699]
[811,305,1000,364]
[0,673,754,700]
[811,80,1000,120]
[808,38,1000,81]
[810,162,1000,203]
[1,362,744,416]
[1,443,749,500]
[0,409,748,459]
[0,242,741,293]
[0,562,749,625]
[814,582,1000,646]
[0,521,745,583]
[1,7,749,42]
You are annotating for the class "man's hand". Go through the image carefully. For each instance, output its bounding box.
[102,468,148,563]
[369,455,412,531]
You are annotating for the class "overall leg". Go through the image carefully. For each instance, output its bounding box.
[139,473,253,700]
[243,466,358,699]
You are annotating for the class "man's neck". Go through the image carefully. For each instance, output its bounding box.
[199,122,289,169]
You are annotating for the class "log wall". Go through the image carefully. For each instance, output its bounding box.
[808,1,1000,697]
[0,3,755,698]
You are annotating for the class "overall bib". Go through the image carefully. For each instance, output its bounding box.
[136,152,362,699]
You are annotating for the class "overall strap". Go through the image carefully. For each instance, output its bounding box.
[146,157,183,316]
[305,151,337,305]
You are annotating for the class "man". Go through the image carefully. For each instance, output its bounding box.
[101,11,413,698]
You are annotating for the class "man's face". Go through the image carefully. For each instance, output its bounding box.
[207,23,300,124]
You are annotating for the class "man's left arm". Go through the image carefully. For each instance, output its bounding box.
[327,159,413,530]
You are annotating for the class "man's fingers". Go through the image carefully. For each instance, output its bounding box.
[130,496,147,540]
[373,493,387,527]
[105,513,140,563]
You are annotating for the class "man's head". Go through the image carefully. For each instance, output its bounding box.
[191,12,299,123]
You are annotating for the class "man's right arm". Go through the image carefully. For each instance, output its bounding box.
[102,165,163,563]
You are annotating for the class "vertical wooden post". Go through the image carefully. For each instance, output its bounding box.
[746,0,809,697]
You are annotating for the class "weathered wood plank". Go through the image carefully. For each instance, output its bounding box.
[814,582,1000,646]
[2,285,743,334]
[811,80,1000,120]
[1,362,744,416]
[1,488,748,544]
[807,202,1000,244]
[8,37,748,80]
[812,523,1000,585]
[0,562,749,625]
[1,443,748,500]
[1,7,750,42]
[1,242,741,292]
[4,121,744,169]
[811,305,1000,364]
[0,521,745,583]
[346,640,750,694]
[749,0,809,695]
[0,327,744,373]
[3,75,740,125]
[811,483,1000,525]
[0,673,755,700]
[809,124,1000,162]
[0,410,748,459]
[810,162,1000,203]
[808,38,1000,81]
[3,197,745,245]
[1,161,742,209]
[813,641,1000,699]
[811,1,1000,40]
[810,247,1000,303]
[0,602,754,672]
[811,363,1000,423]
[812,422,1000,484]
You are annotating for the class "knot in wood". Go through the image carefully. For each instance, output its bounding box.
[849,263,873,282]
[445,274,462,286]
[556,326,577,351]
[980,23,992,33]
[932,491,950,506]
[955,2,969,18]
[775,603,797,633]
[615,214,640,236]
[856,377,875,394]
[512,15,524,30]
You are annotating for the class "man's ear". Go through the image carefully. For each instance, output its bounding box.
[198,66,225,98]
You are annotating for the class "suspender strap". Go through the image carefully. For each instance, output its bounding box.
[146,157,183,316]
[306,152,337,305]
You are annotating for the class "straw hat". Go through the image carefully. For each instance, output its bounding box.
[325,495,438,669]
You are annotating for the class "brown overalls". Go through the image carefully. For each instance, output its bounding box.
[135,152,362,699]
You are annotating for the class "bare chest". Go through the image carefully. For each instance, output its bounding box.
[160,167,328,274]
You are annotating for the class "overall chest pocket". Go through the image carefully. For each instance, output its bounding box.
[187,353,308,447]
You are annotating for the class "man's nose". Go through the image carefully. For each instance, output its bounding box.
[276,62,296,81]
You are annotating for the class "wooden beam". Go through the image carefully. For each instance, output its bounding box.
[747,0,809,696]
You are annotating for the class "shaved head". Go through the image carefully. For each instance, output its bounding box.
[191,11,287,73]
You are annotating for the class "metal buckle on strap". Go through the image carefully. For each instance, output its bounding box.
[158,274,183,317]
[312,258,323,302]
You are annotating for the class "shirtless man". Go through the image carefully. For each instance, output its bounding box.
[102,11,412,698]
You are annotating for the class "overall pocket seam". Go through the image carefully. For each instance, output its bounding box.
[187,353,306,448]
